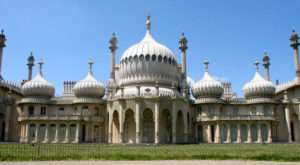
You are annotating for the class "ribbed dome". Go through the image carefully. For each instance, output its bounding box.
[22,74,55,98]
[243,71,275,99]
[115,16,179,87]
[192,60,224,99]
[73,61,105,98]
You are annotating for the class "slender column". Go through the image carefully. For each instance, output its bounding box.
[257,123,262,143]
[0,30,6,77]
[237,124,241,143]
[135,102,140,144]
[284,105,292,142]
[290,30,300,81]
[226,123,231,143]
[25,123,29,143]
[183,113,188,143]
[154,102,160,144]
[109,33,117,80]
[65,124,70,143]
[214,123,221,143]
[4,105,11,141]
[172,102,176,144]
[54,124,59,143]
[75,123,79,143]
[263,53,270,81]
[44,124,49,143]
[247,123,252,143]
[267,122,272,143]
[108,111,112,143]
[119,107,124,143]
[35,123,39,143]
[207,124,212,143]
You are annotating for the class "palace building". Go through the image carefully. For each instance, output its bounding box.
[0,16,299,144]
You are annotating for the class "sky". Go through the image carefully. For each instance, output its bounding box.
[0,0,300,96]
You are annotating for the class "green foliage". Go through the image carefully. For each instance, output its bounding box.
[0,143,300,161]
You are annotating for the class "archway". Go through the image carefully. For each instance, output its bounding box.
[291,114,300,142]
[49,124,56,142]
[39,124,46,142]
[160,109,172,143]
[251,124,258,142]
[112,110,120,143]
[142,109,154,143]
[221,124,227,143]
[176,111,184,143]
[59,124,66,142]
[124,109,136,143]
[29,124,36,142]
[261,123,268,142]
[197,125,203,143]
[0,113,5,141]
[230,124,237,143]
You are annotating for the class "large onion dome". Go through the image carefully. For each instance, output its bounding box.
[115,16,179,87]
[192,60,224,99]
[243,60,275,99]
[73,60,105,98]
[22,60,55,98]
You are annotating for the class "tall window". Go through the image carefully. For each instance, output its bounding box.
[28,106,34,116]
[58,107,64,115]
[40,107,46,115]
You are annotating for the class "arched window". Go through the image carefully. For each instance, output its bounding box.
[145,54,150,61]
[152,55,156,61]
[139,55,144,61]
[28,106,34,116]
[158,55,162,62]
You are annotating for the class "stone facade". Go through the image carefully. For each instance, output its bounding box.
[0,17,299,144]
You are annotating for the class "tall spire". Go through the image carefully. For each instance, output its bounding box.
[38,59,44,76]
[109,33,117,80]
[290,29,300,82]
[263,51,271,81]
[27,51,35,80]
[254,60,259,72]
[146,15,151,33]
[0,29,6,79]
[204,59,209,72]
[88,59,94,75]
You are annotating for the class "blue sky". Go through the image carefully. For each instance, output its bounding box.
[0,0,299,96]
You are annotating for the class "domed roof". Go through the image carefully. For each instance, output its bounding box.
[116,16,179,87]
[243,61,275,99]
[73,60,105,98]
[192,60,224,99]
[22,61,55,98]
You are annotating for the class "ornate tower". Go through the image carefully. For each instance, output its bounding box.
[27,52,35,81]
[263,52,270,81]
[179,33,188,97]
[290,30,300,82]
[109,32,118,80]
[0,29,6,79]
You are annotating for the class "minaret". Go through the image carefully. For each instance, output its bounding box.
[109,33,117,80]
[88,59,94,75]
[146,15,151,33]
[255,60,259,72]
[38,59,44,76]
[0,29,6,79]
[179,33,188,77]
[262,52,270,81]
[290,30,300,81]
[27,52,35,81]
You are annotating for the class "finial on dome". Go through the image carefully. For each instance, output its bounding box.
[88,59,94,74]
[38,59,44,76]
[204,59,209,72]
[146,15,151,32]
[109,32,118,52]
[179,32,188,51]
[254,60,259,72]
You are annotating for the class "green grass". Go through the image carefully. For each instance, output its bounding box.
[0,143,300,161]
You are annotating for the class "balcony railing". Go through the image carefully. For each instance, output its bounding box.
[196,114,276,122]
[18,114,104,122]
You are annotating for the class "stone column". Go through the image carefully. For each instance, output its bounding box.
[284,105,292,142]
[237,124,241,143]
[214,123,221,143]
[75,123,80,143]
[247,123,252,143]
[154,102,160,144]
[4,105,11,141]
[267,122,272,143]
[25,123,29,143]
[65,124,70,143]
[119,107,124,143]
[44,124,49,143]
[207,124,212,143]
[226,123,231,143]
[257,123,262,143]
[54,124,59,143]
[135,102,140,144]
[108,111,112,143]
[172,102,176,144]
[183,112,188,143]
[35,123,39,143]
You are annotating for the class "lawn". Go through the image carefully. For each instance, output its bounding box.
[0,143,300,161]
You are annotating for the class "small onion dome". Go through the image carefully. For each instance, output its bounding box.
[243,60,275,99]
[192,60,224,99]
[73,60,105,98]
[22,60,55,98]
